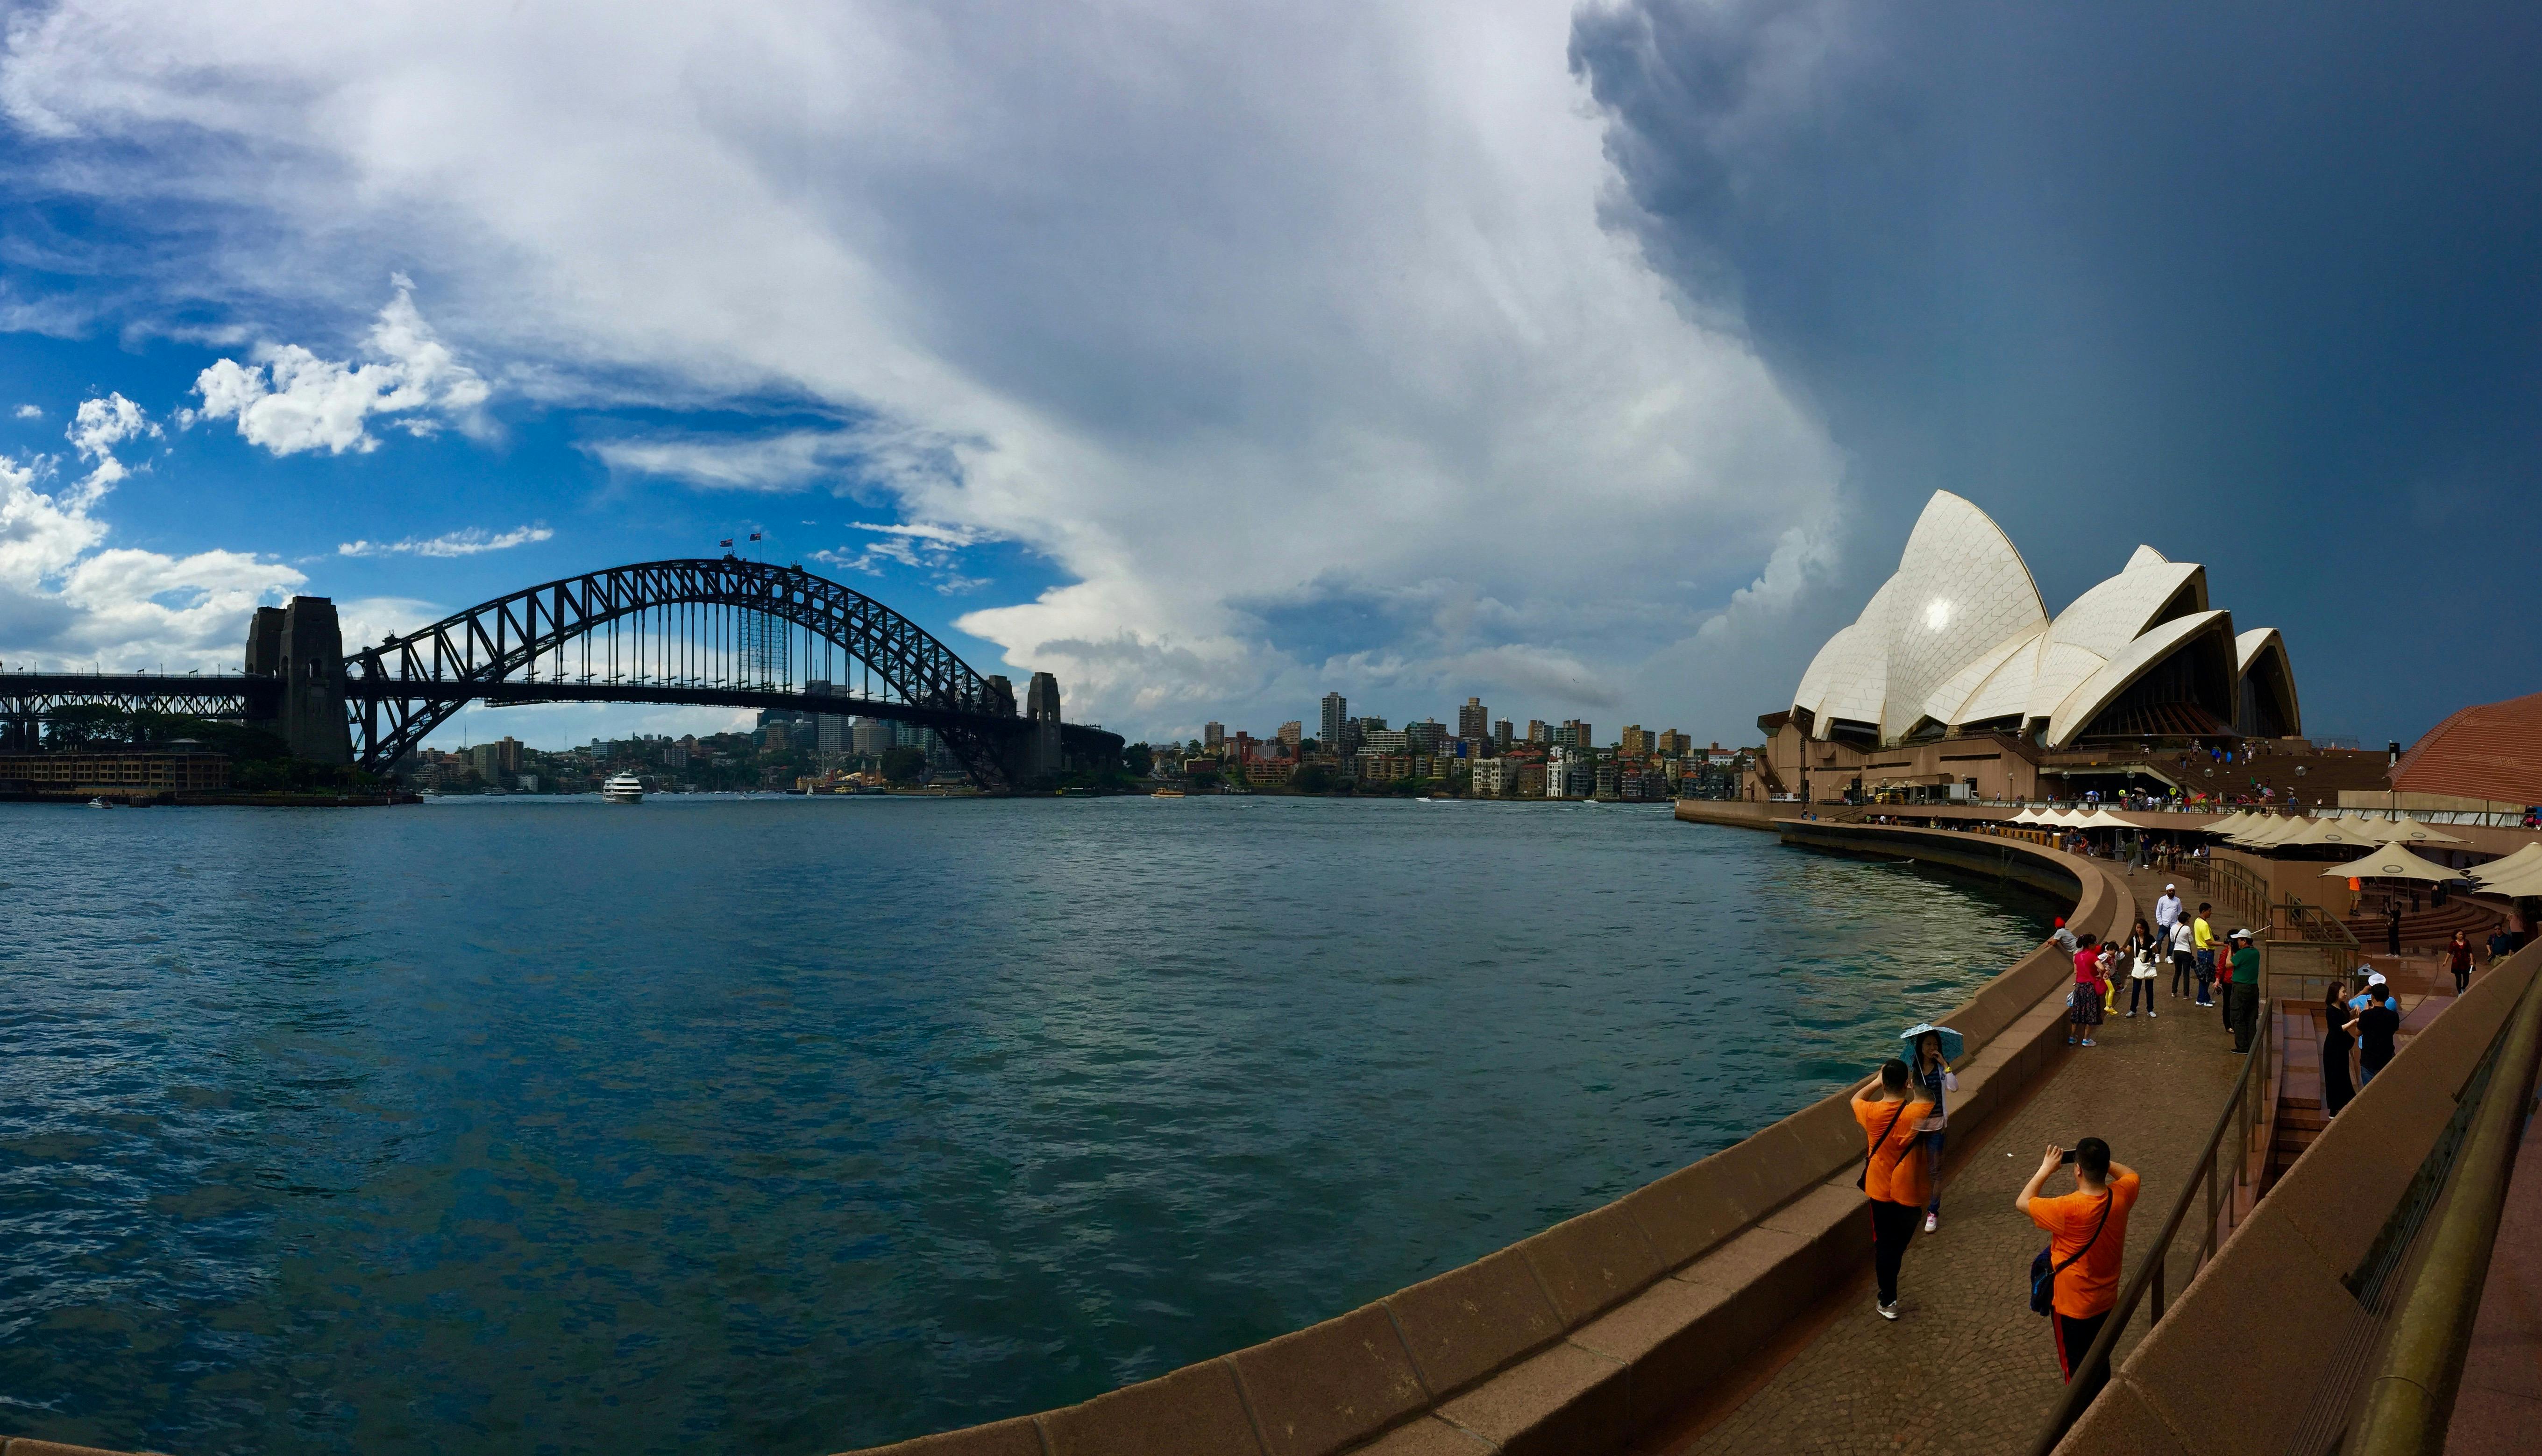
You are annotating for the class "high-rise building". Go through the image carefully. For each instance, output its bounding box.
[1567,719,1594,750]
[1203,721,1225,749]
[1620,725,1650,756]
[1526,719,1548,744]
[1277,721,1302,755]
[1319,692,1348,747]
[1492,719,1514,750]
[1657,729,1691,757]
[1406,719,1447,755]
[851,718,891,756]
[1457,697,1488,740]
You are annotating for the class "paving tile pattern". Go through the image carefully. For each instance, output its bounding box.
[1652,928,2245,1456]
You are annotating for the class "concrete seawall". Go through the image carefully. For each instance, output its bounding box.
[837,824,2134,1456]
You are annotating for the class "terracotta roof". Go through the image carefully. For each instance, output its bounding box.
[2390,691,2542,807]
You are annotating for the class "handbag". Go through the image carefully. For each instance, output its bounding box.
[2029,1193,2113,1316]
[1856,1099,1909,1191]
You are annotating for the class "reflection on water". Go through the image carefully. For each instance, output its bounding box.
[0,797,2050,1454]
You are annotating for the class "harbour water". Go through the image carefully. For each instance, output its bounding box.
[0,796,2052,1455]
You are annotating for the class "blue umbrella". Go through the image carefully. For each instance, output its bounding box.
[1900,1023,1965,1061]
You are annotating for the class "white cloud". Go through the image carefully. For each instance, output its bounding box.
[338,524,553,558]
[0,0,1846,735]
[193,279,491,456]
[0,431,303,669]
[13,404,40,419]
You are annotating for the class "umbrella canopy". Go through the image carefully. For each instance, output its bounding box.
[2231,816,2306,847]
[2276,817,2386,849]
[2203,811,2257,835]
[1900,1023,1965,1062]
[2478,861,2542,898]
[2359,815,2466,846]
[2318,841,2467,883]
[2011,807,2047,824]
[2473,843,2542,878]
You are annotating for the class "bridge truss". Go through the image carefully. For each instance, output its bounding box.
[343,557,1030,783]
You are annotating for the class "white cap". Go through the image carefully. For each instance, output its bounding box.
[2367,971,2387,985]
[2165,883,2176,891]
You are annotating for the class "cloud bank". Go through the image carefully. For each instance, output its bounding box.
[0,0,1845,737]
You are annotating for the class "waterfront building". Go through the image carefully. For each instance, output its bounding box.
[1203,721,1225,749]
[1755,489,2307,804]
[1277,721,1302,754]
[1595,763,1620,799]
[1356,751,1412,783]
[1516,762,1547,796]
[0,750,229,795]
[1470,758,1511,796]
[1319,692,1348,748]
[1457,697,1488,740]
[1246,761,1294,785]
[1407,719,1448,755]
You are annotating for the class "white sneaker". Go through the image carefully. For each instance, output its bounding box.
[1877,1301,1900,1321]
[1923,1211,1938,1233]
[2148,1010,2157,1018]
[2126,1010,2137,1018]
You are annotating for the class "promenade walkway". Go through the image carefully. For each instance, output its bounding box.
[1631,874,2244,1456]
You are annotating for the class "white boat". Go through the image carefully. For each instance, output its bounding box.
[601,772,645,804]
[87,796,108,809]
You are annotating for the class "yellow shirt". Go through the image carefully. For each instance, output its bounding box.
[2193,916,2215,951]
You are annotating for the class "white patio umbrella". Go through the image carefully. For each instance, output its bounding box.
[2478,861,2542,899]
[2357,814,2466,846]
[2472,843,2542,879]
[2231,816,2306,847]
[2318,841,2467,883]
[2276,817,2386,850]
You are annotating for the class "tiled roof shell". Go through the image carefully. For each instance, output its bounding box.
[2390,693,2542,807]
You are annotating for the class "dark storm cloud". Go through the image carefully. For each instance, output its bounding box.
[1571,0,2542,743]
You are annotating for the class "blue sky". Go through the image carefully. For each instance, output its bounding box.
[1,0,2534,750]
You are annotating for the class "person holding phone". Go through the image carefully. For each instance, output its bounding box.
[2017,1138,2140,1402]
[1854,1058,1934,1321]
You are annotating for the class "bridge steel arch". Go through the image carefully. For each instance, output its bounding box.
[343,558,1027,783]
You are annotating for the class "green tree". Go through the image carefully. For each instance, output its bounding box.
[1292,762,1333,794]
[1122,742,1154,777]
[880,745,929,785]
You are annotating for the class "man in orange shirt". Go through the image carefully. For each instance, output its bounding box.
[1853,1059,1934,1320]
[2017,1137,2141,1402]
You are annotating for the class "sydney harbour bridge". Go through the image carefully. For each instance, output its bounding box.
[0,557,1123,790]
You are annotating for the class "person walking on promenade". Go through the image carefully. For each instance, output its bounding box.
[2125,917,2160,1018]
[1911,1031,1954,1233]
[2154,883,2182,950]
[2069,934,2106,1047]
[1855,1059,1935,1319]
[2227,930,2261,1053]
[2169,913,2197,999]
[2350,983,2401,1087]
[2448,930,2474,993]
[2321,978,2356,1118]
[2019,1138,2140,1403]
[2192,904,2218,1007]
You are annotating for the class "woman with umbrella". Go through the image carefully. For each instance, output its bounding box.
[1903,1024,1961,1233]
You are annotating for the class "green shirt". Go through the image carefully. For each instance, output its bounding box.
[2230,946,2260,985]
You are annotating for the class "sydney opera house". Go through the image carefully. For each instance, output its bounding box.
[1750,491,2304,805]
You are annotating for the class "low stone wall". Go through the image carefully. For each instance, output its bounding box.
[845,826,2133,1456]
[2054,938,2542,1456]
[1670,799,1782,831]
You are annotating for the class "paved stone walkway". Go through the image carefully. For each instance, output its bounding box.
[1636,940,2246,1456]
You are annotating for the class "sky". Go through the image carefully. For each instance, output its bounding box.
[0,1,2534,751]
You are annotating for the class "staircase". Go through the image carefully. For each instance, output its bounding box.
[2268,1001,2328,1187]
[2340,894,2502,954]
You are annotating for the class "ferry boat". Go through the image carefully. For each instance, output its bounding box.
[1150,788,1186,798]
[601,772,645,804]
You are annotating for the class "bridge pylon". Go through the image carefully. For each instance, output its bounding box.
[246,597,352,764]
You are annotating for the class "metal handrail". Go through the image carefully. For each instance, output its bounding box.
[2024,984,2278,1455]
[2348,967,2542,1456]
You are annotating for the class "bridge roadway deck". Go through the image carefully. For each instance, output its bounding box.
[1629,861,2244,1456]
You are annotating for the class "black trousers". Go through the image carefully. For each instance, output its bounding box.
[2129,976,2156,1012]
[2172,952,2194,996]
[2230,983,2258,1052]
[2056,1308,2113,1402]
[1870,1198,1919,1305]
